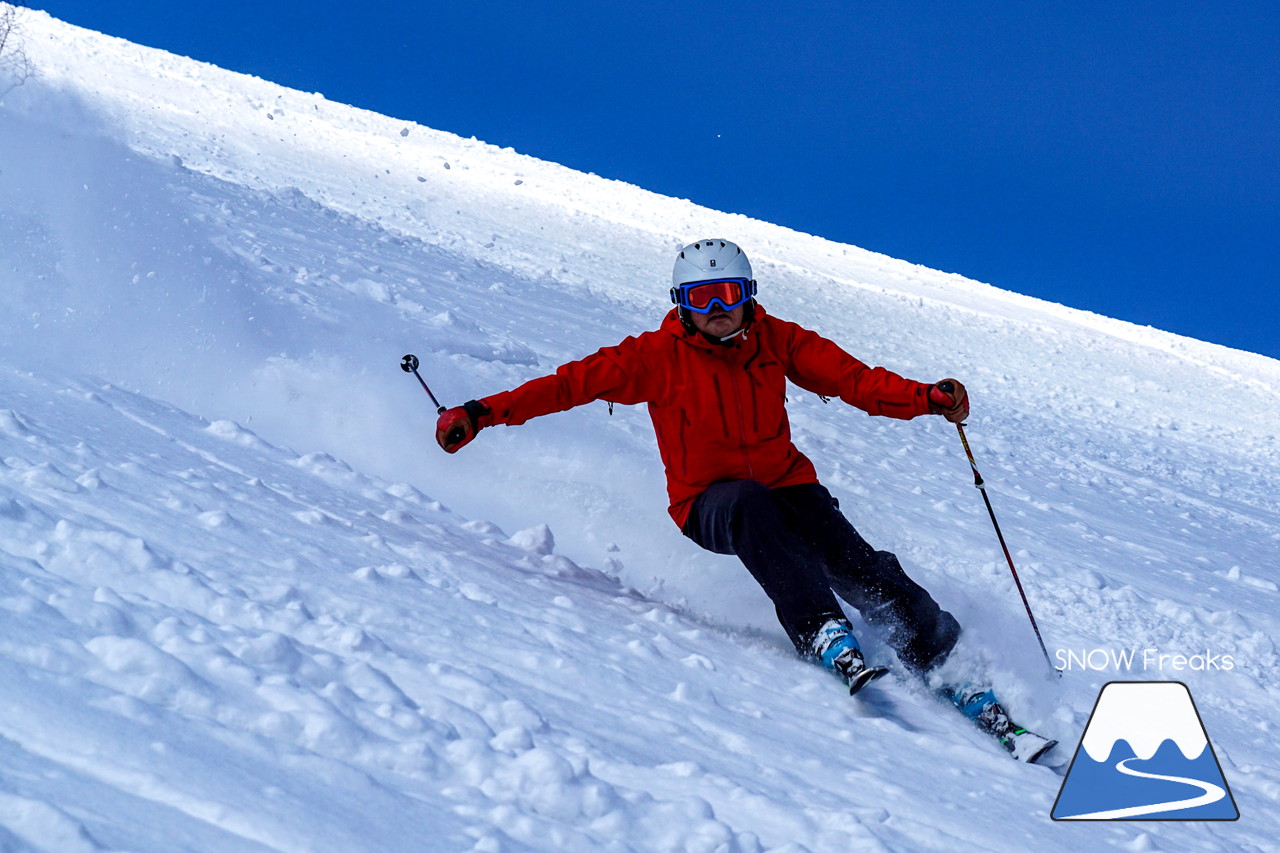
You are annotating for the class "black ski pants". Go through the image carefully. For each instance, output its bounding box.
[682,479,961,674]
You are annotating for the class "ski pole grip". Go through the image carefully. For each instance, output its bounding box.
[937,380,955,394]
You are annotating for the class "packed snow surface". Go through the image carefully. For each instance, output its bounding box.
[1,11,1277,852]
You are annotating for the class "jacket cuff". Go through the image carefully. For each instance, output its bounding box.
[473,394,506,427]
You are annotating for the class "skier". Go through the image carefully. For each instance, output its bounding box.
[435,239,1054,761]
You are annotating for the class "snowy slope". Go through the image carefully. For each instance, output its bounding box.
[0,10,1277,851]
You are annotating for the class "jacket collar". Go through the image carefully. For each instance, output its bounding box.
[660,306,764,351]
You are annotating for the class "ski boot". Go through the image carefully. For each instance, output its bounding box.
[812,618,889,696]
[940,683,1058,763]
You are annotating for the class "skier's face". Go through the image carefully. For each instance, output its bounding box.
[690,303,745,338]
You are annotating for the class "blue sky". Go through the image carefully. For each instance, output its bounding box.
[27,1,1280,359]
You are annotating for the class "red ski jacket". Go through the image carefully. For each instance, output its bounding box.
[479,307,935,529]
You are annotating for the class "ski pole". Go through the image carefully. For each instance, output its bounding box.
[938,383,1060,679]
[400,353,445,414]
[401,353,471,448]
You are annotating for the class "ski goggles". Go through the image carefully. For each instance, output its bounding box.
[670,277,757,314]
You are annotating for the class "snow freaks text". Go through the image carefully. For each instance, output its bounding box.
[1056,648,1235,672]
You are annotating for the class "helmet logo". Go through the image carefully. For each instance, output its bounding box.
[709,259,717,268]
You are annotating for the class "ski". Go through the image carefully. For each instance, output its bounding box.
[846,665,890,696]
[939,684,1058,764]
[997,724,1058,764]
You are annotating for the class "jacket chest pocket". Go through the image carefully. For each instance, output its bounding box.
[663,365,740,441]
[744,359,788,441]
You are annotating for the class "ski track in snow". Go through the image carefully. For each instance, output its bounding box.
[0,11,1277,852]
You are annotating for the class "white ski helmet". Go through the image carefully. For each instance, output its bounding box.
[671,239,754,289]
[669,239,758,338]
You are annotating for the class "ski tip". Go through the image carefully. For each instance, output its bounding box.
[847,666,890,696]
[1008,736,1060,765]
[1001,726,1059,763]
[1028,739,1060,765]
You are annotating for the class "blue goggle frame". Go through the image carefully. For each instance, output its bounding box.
[670,277,758,314]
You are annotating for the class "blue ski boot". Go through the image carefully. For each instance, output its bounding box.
[940,683,1057,763]
[812,618,889,695]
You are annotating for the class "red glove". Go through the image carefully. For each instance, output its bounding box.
[436,400,491,453]
[928,379,969,423]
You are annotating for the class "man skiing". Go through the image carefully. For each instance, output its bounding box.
[435,239,1054,761]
